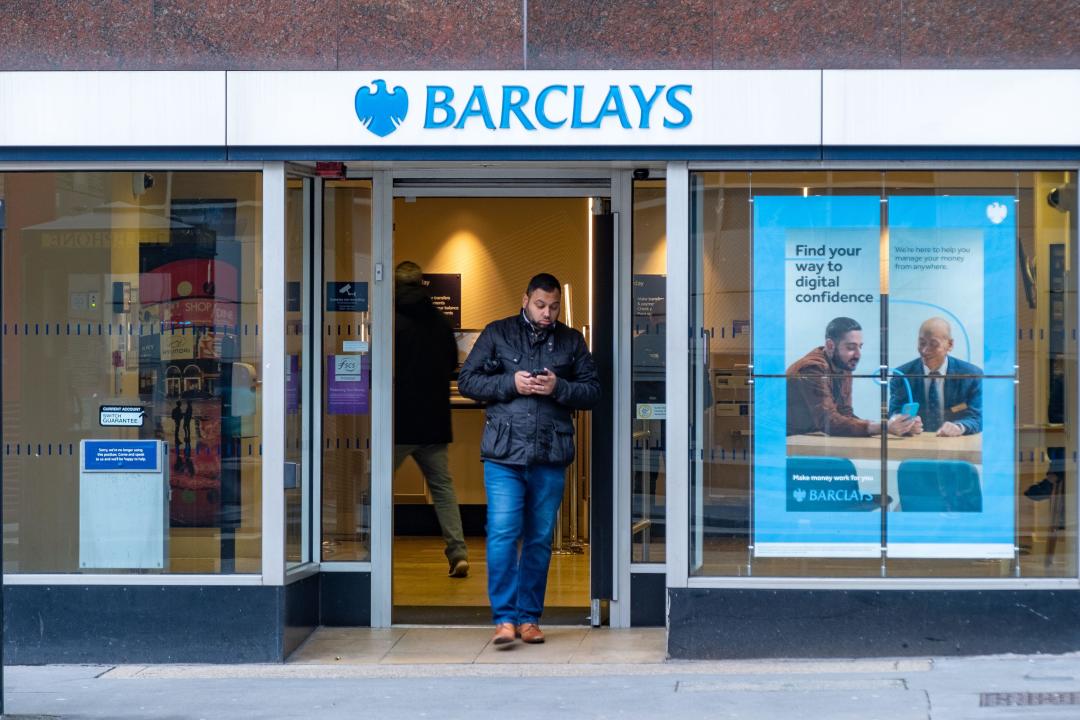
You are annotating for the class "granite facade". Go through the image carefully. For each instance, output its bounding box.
[902,0,1080,69]
[0,1,1076,70]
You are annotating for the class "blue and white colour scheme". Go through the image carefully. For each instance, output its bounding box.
[2,70,1079,148]
[751,195,1016,560]
[82,440,161,473]
[79,440,168,570]
[753,196,883,558]
[226,70,821,147]
[885,195,1016,559]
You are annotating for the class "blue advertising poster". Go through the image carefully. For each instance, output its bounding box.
[753,196,883,557]
[752,195,1016,559]
[884,196,1015,558]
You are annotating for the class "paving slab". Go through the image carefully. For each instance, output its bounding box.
[288,627,405,664]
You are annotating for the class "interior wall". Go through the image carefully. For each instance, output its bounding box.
[393,197,591,331]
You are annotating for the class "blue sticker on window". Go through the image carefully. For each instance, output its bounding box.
[83,441,159,472]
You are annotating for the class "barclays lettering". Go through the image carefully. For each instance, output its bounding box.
[424,84,692,131]
[354,79,693,137]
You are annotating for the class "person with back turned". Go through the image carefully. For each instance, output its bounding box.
[394,261,469,578]
[458,273,600,647]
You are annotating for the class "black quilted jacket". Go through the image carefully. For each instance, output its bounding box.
[458,314,600,467]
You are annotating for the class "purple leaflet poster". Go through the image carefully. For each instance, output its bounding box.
[327,354,369,415]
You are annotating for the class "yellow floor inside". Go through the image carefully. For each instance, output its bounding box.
[392,535,590,609]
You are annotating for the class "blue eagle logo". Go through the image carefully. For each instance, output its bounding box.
[354,80,408,137]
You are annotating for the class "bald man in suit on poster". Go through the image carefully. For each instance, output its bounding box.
[888,317,983,437]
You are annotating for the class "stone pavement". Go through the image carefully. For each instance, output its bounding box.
[4,628,1080,719]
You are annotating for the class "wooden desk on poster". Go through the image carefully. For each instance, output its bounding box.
[786,433,982,465]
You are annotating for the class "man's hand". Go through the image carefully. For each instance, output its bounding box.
[514,370,558,396]
[514,371,537,395]
[887,413,923,436]
[937,421,964,437]
[531,369,558,396]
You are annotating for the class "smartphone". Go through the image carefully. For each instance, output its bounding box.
[529,368,549,377]
[901,402,919,418]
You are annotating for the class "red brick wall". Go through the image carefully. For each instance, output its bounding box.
[2,1,1077,71]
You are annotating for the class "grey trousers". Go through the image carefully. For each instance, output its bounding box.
[394,443,468,563]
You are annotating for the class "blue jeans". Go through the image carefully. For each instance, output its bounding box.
[483,460,566,625]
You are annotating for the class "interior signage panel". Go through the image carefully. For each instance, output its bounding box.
[422,273,462,329]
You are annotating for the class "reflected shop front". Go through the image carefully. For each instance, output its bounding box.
[1,69,1079,662]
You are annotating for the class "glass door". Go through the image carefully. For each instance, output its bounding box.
[320,179,375,565]
[284,174,313,568]
[385,177,615,625]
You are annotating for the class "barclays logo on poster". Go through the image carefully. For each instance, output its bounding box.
[354,80,409,137]
[353,79,693,138]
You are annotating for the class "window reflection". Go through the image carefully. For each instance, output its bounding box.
[1,171,264,574]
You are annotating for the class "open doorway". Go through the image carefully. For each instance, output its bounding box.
[391,195,601,625]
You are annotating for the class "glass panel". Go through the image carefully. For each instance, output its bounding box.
[690,170,1078,578]
[284,177,309,567]
[321,180,373,562]
[631,179,666,563]
[689,171,754,576]
[1,171,263,573]
[883,171,1074,577]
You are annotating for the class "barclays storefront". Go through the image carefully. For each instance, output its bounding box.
[1,69,1079,661]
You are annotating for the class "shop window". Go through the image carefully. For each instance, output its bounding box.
[689,170,1077,579]
[1,171,264,574]
[166,365,182,398]
[182,364,204,394]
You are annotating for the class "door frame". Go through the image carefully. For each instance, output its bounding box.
[364,167,633,627]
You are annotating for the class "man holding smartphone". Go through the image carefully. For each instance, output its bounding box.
[458,273,600,648]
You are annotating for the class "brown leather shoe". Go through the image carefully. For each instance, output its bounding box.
[517,623,545,644]
[492,622,516,647]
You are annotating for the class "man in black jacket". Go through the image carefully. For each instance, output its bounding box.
[394,261,469,578]
[458,273,600,647]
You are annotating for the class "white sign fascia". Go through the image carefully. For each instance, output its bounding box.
[226,70,821,147]
[0,72,226,147]
[823,69,1080,146]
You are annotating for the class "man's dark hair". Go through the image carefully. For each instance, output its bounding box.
[825,316,862,342]
[526,273,561,296]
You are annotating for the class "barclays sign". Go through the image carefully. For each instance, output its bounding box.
[227,70,823,147]
[354,79,692,137]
